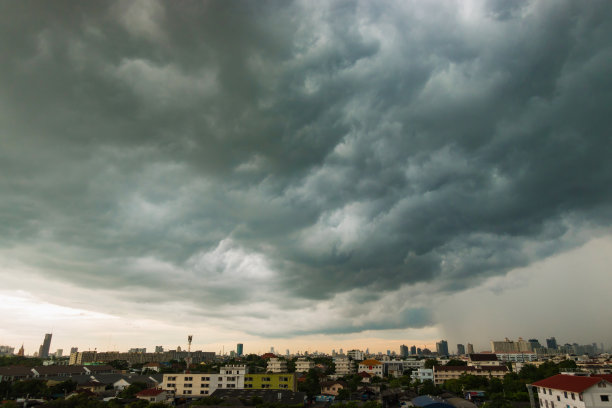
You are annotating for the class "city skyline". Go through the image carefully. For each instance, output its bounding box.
[1,1,612,352]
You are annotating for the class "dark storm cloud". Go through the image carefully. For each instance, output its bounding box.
[1,0,612,334]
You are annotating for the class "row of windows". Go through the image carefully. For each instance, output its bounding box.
[244,377,290,382]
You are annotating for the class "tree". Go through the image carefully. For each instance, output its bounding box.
[298,368,321,400]
[445,359,467,366]
[118,382,148,398]
[337,388,351,401]
[419,380,440,396]
[423,359,439,369]
[108,360,130,371]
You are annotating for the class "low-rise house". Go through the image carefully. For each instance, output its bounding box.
[467,354,501,368]
[31,365,87,378]
[143,363,161,372]
[77,381,106,394]
[321,380,347,396]
[0,366,34,382]
[530,374,612,408]
[136,388,168,403]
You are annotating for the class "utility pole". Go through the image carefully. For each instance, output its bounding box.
[186,335,193,373]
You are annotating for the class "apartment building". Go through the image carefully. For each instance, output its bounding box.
[295,358,315,373]
[162,366,296,397]
[358,359,383,377]
[433,366,508,386]
[267,358,287,373]
[334,357,355,376]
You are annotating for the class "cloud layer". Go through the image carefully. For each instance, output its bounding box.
[1,0,612,339]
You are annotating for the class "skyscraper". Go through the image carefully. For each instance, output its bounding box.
[400,344,409,358]
[457,344,465,355]
[436,340,449,356]
[467,343,474,354]
[39,333,52,359]
[546,337,558,350]
[410,345,417,355]
[237,343,244,356]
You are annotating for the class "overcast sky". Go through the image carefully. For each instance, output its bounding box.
[1,0,612,356]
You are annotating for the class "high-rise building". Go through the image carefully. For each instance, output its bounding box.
[410,345,417,355]
[155,346,164,353]
[39,333,52,359]
[528,339,542,350]
[56,349,63,358]
[417,347,422,355]
[70,347,78,355]
[546,337,558,350]
[400,344,409,358]
[457,344,465,355]
[237,343,244,356]
[436,340,449,356]
[467,343,474,354]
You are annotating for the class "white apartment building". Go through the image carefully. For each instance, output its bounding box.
[348,350,365,361]
[532,374,612,408]
[334,357,355,376]
[496,353,537,363]
[267,358,287,373]
[412,368,434,382]
[358,359,383,377]
[162,365,246,397]
[295,358,314,373]
[403,359,426,370]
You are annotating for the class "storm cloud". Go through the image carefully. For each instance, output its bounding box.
[1,0,612,338]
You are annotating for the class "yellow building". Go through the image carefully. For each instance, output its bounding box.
[244,373,297,391]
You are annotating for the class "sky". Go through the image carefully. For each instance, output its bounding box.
[1,0,612,356]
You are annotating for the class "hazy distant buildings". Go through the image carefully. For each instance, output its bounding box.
[237,343,243,356]
[457,344,466,355]
[546,337,558,350]
[491,337,533,353]
[0,345,15,356]
[467,343,474,354]
[70,347,78,355]
[400,344,409,358]
[155,346,164,353]
[436,340,449,356]
[55,349,63,358]
[410,345,417,355]
[38,334,52,359]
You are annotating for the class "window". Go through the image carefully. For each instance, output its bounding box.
[245,377,253,381]
[571,393,575,400]
[218,377,222,381]
[202,384,209,388]
[184,384,192,388]
[262,377,271,382]
[184,390,192,395]
[280,384,288,389]
[245,384,253,388]
[564,392,568,398]
[227,377,236,381]
[579,395,583,401]
[201,377,209,381]
[185,377,192,381]
[601,396,609,402]
[550,390,553,395]
[280,377,289,382]
[261,384,270,389]
[557,396,561,401]
[545,400,549,408]
[167,376,176,381]
[227,384,235,388]
[200,391,207,395]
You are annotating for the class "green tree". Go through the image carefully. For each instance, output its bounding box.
[419,379,441,396]
[423,359,439,369]
[445,359,467,366]
[337,388,351,401]
[118,382,148,398]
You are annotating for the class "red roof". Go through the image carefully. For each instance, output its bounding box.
[136,388,165,397]
[593,374,612,383]
[532,375,603,393]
